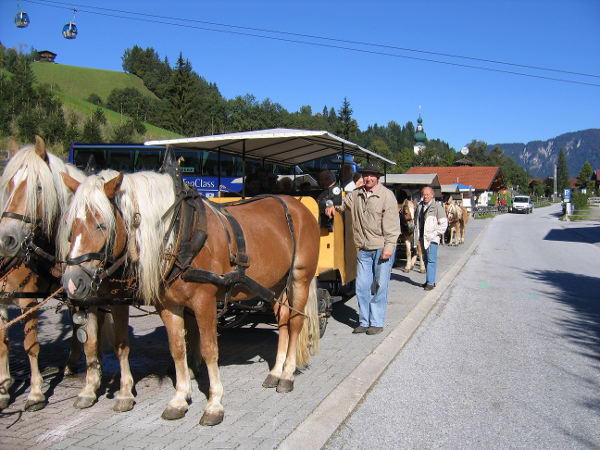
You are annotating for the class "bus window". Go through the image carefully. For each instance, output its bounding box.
[174,150,202,176]
[135,149,162,172]
[107,149,133,173]
[72,149,106,170]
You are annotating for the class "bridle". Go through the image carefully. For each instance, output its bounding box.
[65,198,128,292]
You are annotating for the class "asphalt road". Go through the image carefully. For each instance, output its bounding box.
[325,203,600,449]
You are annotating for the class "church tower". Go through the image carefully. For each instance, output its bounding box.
[414,111,427,155]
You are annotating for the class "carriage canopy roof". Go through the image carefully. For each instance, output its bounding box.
[145,128,395,167]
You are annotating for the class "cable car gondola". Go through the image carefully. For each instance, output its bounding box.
[62,8,78,39]
[14,0,30,28]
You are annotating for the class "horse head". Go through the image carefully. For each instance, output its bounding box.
[0,136,78,258]
[399,199,416,233]
[60,171,128,300]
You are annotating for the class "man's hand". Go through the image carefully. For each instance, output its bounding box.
[325,206,336,218]
[380,250,393,260]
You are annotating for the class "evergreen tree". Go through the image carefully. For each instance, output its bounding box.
[336,97,358,141]
[161,53,201,135]
[575,161,594,191]
[82,107,107,143]
[556,148,570,193]
[11,54,38,116]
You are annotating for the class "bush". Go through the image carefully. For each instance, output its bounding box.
[572,191,589,210]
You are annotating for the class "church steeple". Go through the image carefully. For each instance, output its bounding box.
[414,108,427,154]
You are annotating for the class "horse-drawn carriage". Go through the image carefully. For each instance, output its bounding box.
[144,128,395,336]
[0,129,393,425]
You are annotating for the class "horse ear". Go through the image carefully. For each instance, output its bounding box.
[85,154,97,176]
[34,135,49,163]
[61,172,81,193]
[104,172,124,199]
[7,137,20,158]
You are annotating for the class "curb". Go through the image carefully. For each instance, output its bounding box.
[279,219,493,450]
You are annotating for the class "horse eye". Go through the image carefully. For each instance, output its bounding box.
[97,223,107,231]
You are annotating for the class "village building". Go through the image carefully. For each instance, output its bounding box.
[406,165,507,211]
[37,50,57,63]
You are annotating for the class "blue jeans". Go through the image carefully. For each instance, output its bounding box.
[423,242,438,286]
[355,248,396,328]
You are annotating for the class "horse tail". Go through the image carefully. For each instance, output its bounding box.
[296,276,320,367]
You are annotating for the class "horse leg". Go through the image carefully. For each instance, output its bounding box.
[277,278,312,394]
[74,307,103,409]
[0,305,14,410]
[158,305,192,421]
[264,299,290,390]
[20,299,46,411]
[64,306,83,376]
[403,237,412,273]
[193,298,224,426]
[111,305,135,412]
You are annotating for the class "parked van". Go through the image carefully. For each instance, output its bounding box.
[512,195,534,214]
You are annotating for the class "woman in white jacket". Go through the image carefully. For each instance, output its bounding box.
[413,187,448,290]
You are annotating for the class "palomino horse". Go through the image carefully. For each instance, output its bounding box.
[445,200,469,246]
[398,199,424,273]
[0,137,134,412]
[59,167,321,426]
[0,136,86,410]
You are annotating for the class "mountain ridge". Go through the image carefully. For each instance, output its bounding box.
[490,128,600,179]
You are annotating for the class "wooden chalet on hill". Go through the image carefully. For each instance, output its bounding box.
[37,50,57,63]
[406,166,507,209]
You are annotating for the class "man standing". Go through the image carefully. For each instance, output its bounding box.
[414,186,448,290]
[325,161,400,335]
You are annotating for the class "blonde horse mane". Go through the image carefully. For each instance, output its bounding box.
[60,170,176,304]
[0,143,86,238]
[447,200,463,221]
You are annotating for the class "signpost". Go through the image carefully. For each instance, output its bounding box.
[564,189,571,202]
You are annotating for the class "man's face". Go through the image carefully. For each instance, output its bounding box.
[362,172,379,190]
[422,189,433,203]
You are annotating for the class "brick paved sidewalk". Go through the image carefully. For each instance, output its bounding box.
[1,218,490,450]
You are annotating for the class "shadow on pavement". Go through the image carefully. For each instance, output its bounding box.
[544,227,600,244]
[524,269,600,412]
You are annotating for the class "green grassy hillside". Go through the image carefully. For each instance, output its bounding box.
[31,62,158,103]
[1,65,181,155]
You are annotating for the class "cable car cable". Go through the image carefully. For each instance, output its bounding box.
[21,0,600,87]
[27,0,600,80]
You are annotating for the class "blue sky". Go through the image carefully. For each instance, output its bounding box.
[1,0,599,152]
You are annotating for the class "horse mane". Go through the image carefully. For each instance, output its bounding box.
[0,144,86,238]
[118,172,176,304]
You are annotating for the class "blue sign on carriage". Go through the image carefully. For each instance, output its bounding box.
[564,189,571,202]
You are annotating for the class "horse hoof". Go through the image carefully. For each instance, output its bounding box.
[64,365,79,376]
[262,374,279,388]
[200,410,224,426]
[113,398,135,412]
[403,268,410,273]
[161,406,187,420]
[25,399,47,412]
[0,398,10,410]
[276,379,294,393]
[74,396,96,409]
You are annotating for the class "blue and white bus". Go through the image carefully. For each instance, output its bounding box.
[69,143,357,197]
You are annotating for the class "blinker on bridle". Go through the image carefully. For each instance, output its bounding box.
[66,197,128,292]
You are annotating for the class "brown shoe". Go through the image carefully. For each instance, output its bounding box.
[424,285,435,290]
[366,327,383,335]
[352,326,369,334]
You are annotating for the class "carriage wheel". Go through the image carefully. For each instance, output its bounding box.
[317,289,331,338]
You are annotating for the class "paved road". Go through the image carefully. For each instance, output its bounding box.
[325,203,600,449]
[0,214,499,449]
